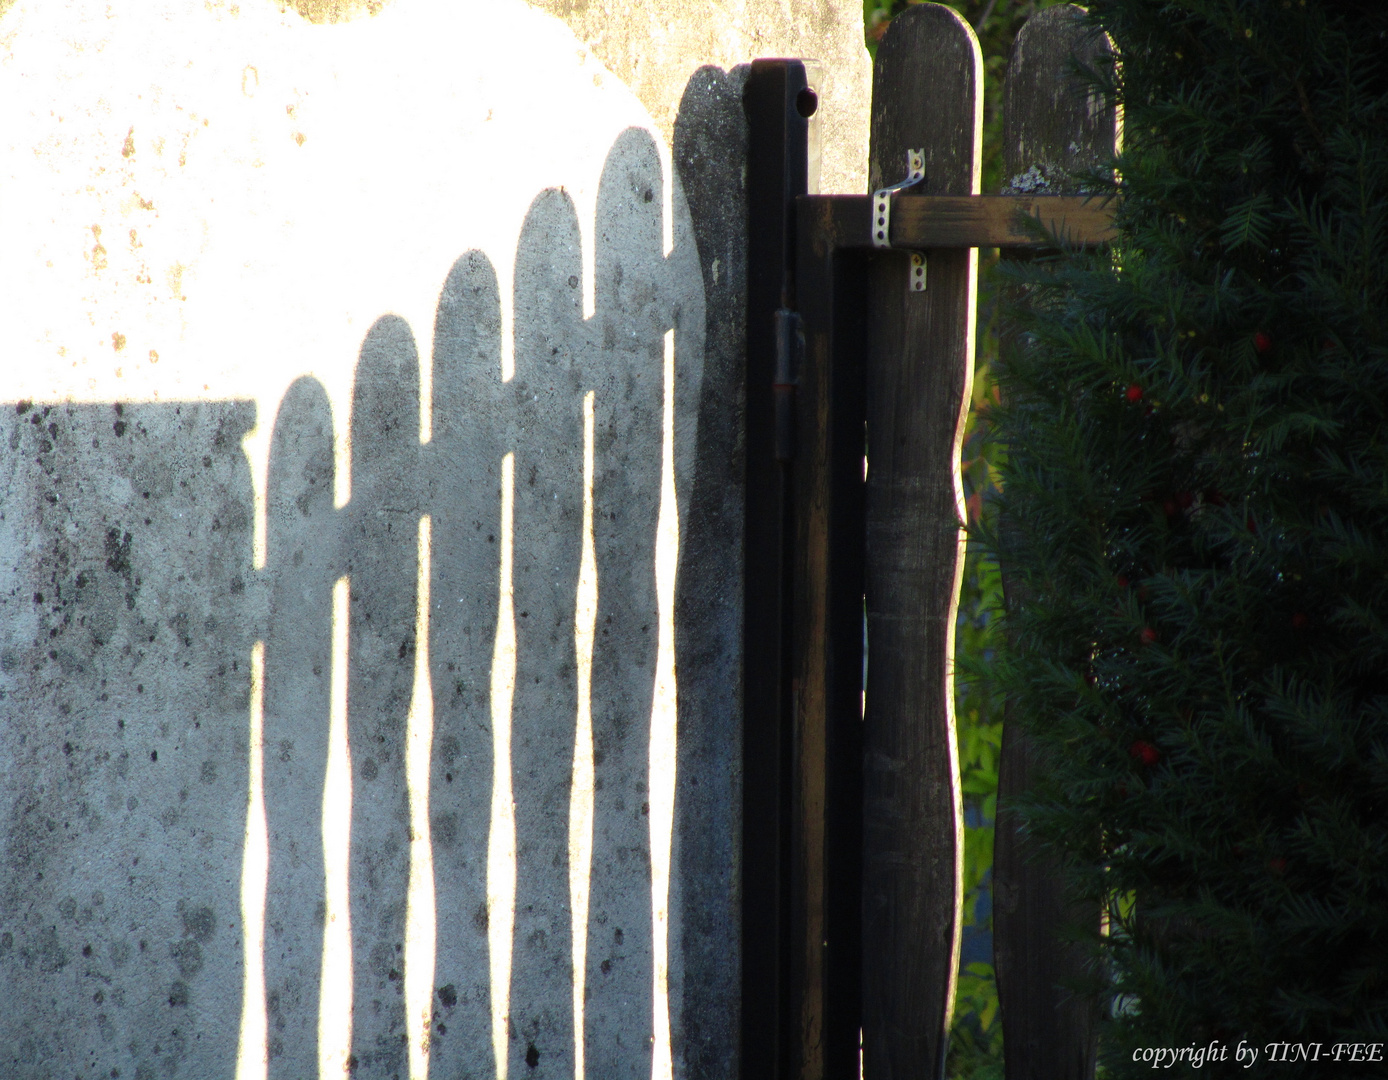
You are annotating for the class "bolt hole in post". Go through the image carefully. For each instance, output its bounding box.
[795,87,819,118]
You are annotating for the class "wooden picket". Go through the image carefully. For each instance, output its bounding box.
[861,7,980,1078]
[993,9,1119,1080]
[742,4,1119,1078]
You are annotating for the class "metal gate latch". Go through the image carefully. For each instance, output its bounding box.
[872,149,928,292]
[871,148,925,248]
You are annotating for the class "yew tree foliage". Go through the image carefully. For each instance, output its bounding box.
[989,1,1388,1072]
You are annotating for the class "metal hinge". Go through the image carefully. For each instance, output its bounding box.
[773,308,803,461]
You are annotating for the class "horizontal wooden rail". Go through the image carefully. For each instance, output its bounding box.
[799,193,1116,250]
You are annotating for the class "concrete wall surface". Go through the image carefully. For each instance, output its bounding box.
[0,1,869,1078]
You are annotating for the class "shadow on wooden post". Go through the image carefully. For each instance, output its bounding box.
[862,6,981,1078]
[992,7,1120,1080]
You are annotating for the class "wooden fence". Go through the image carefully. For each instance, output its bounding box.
[742,5,1120,1078]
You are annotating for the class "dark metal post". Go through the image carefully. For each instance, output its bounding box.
[742,57,822,1080]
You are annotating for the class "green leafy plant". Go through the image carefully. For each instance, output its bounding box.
[949,278,1006,1080]
[987,1,1388,1075]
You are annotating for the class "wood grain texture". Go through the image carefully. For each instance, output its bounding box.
[993,8,1118,1080]
[862,6,981,1078]
[1000,5,1117,195]
[890,194,1115,248]
[790,197,868,1080]
[795,193,1115,250]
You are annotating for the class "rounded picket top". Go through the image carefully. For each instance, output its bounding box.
[1003,3,1120,194]
[869,3,983,196]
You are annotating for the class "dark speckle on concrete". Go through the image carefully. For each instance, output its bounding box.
[26,926,69,973]
[424,807,454,850]
[180,904,216,943]
[0,397,255,1068]
[171,939,203,978]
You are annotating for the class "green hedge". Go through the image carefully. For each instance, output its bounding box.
[990,1,1388,1075]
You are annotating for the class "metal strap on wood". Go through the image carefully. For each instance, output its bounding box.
[871,148,925,247]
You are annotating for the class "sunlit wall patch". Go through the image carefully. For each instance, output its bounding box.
[570,391,599,1079]
[320,576,354,1077]
[488,453,518,1080]
[405,516,436,1080]
[236,640,269,1080]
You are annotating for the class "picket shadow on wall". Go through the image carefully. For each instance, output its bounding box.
[670,61,752,1080]
[0,116,730,1080]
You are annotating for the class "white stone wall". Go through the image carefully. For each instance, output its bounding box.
[0,2,869,1077]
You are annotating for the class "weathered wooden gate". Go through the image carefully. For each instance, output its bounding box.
[742,6,1120,1078]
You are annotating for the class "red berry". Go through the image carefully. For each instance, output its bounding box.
[1267,857,1287,875]
[1246,514,1258,534]
[1116,575,1129,589]
[1291,612,1308,630]
[1205,489,1226,507]
[1129,740,1160,766]
[1254,331,1272,354]
[1176,491,1193,508]
[1140,627,1158,644]
[1125,383,1144,402]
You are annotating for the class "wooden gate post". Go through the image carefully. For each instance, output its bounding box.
[862,6,981,1078]
[992,8,1120,1080]
[790,91,870,1080]
[744,10,1116,1074]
